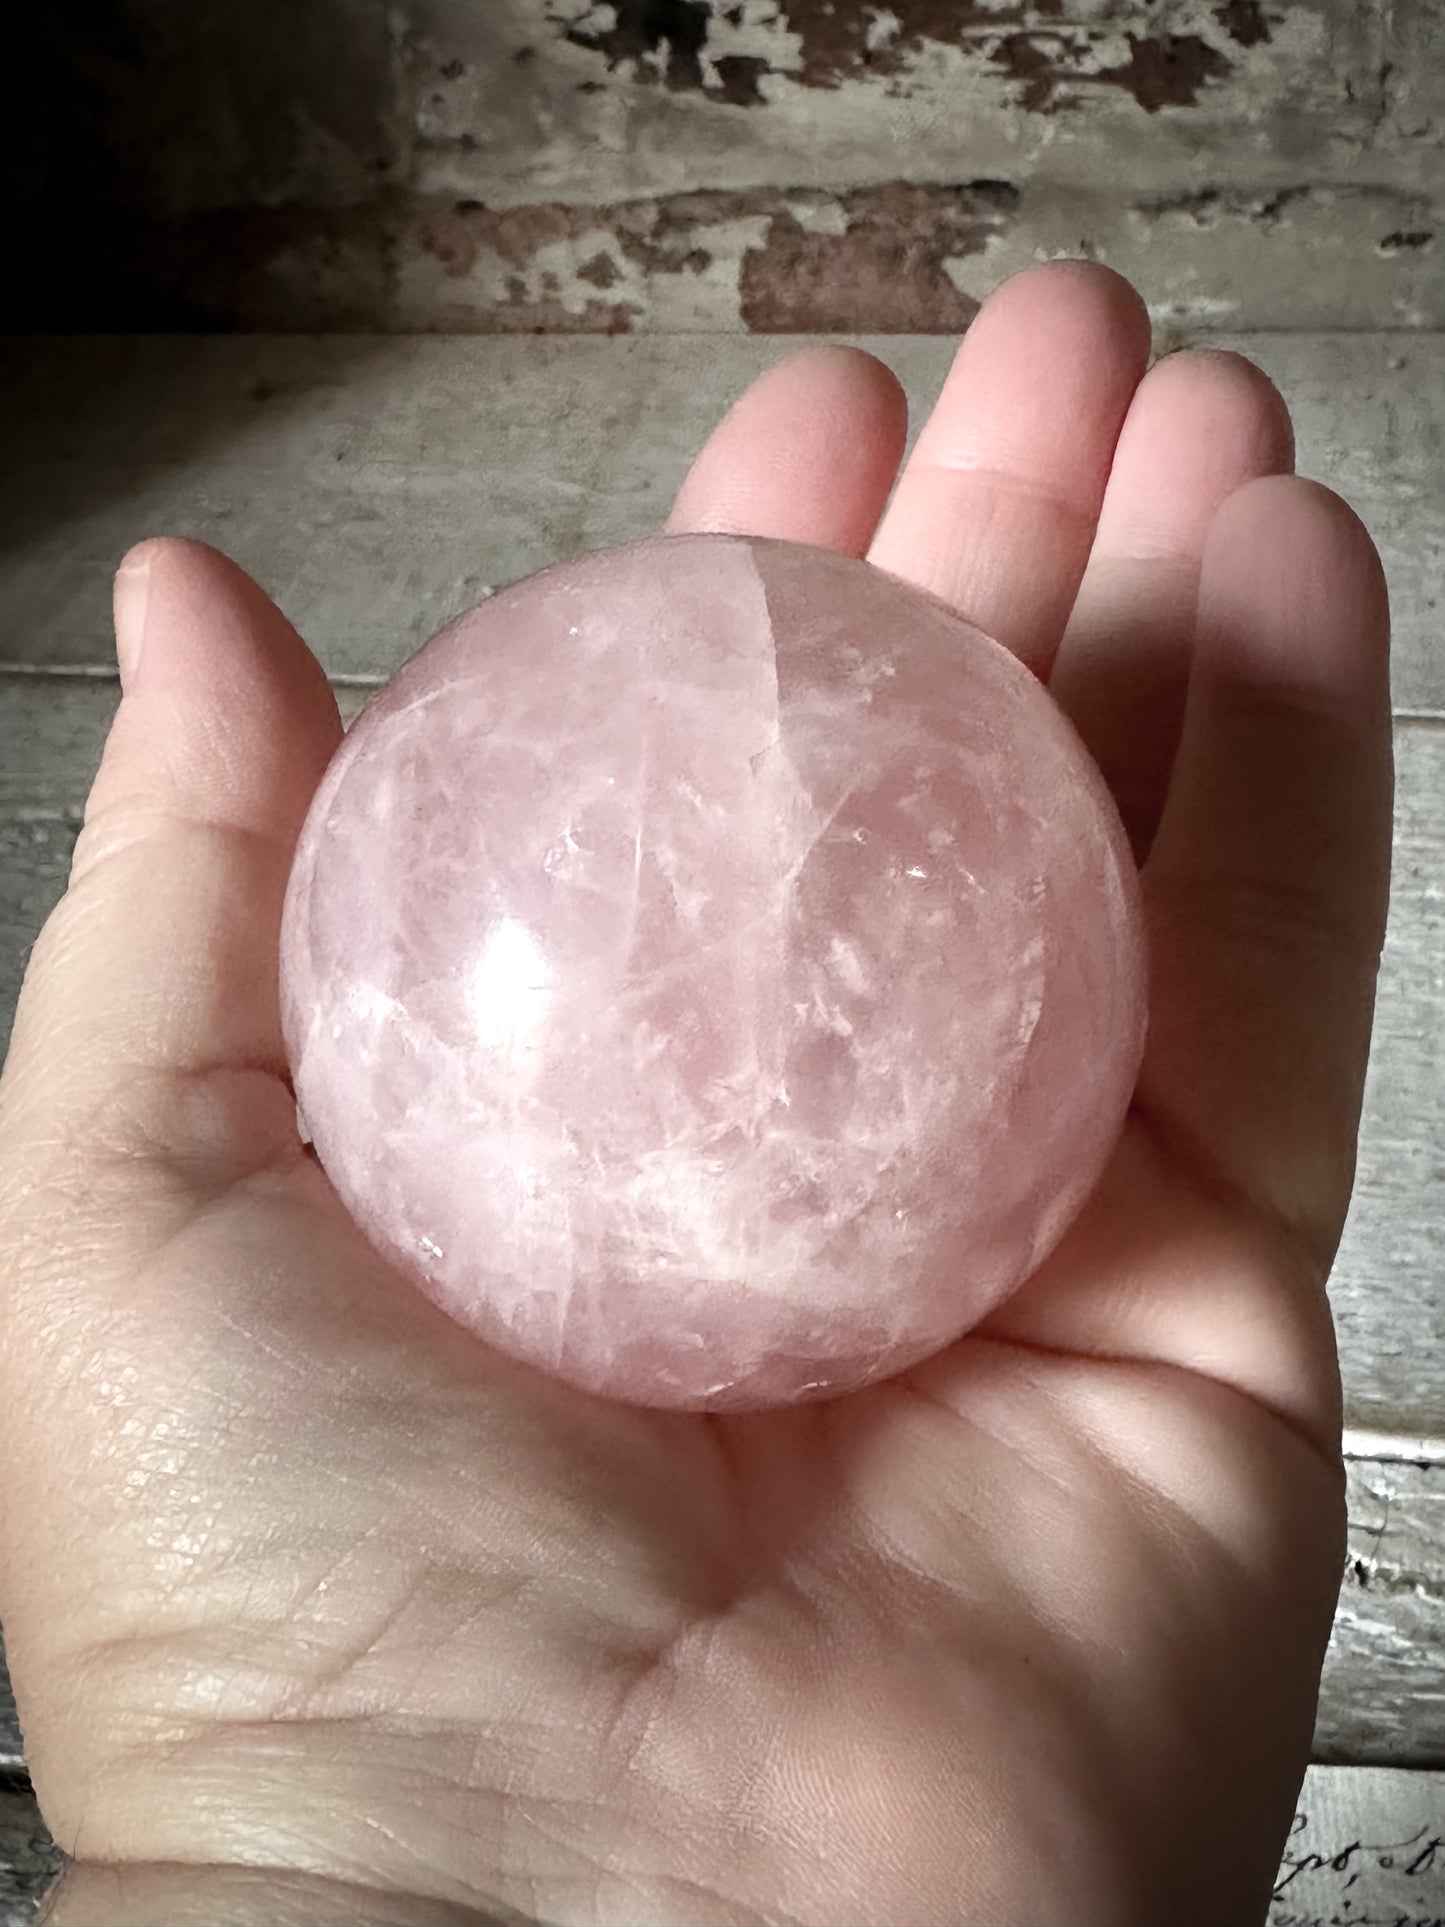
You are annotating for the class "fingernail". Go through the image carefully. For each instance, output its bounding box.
[114,545,155,690]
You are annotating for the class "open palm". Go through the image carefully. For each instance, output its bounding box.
[0,264,1391,1927]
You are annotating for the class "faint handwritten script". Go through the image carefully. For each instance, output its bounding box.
[1271,1809,1445,1926]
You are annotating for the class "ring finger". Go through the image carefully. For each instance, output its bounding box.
[1049,348,1295,859]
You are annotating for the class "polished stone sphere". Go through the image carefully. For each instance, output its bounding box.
[280,535,1146,1409]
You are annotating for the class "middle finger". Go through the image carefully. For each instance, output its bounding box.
[868,261,1151,678]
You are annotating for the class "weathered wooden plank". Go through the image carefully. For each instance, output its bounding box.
[401,0,1443,210]
[0,1628,18,1779]
[1334,721,1445,1437]
[1,1768,1443,1924]
[0,1787,60,1927]
[0,698,113,822]
[1,692,1441,1428]
[1322,1461,1445,1765]
[148,175,1445,337]
[0,818,78,1048]
[1,334,1442,708]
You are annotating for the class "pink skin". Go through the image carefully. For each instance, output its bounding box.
[0,262,1390,1927]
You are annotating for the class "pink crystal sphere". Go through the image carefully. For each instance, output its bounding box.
[281,535,1145,1410]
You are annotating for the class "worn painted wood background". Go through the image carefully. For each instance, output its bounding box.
[2,0,1444,1916]
[4,1,1444,333]
[0,331,1442,1920]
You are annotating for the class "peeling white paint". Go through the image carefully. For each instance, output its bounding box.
[700,0,807,86]
[784,198,849,236]
[402,0,1387,207]
[395,210,777,332]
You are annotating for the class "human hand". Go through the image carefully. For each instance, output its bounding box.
[0,262,1391,1927]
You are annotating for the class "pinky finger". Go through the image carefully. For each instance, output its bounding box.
[1140,476,1393,1265]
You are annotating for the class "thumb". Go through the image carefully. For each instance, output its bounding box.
[0,538,341,1150]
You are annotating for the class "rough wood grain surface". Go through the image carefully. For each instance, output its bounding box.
[1,334,1442,709]
[0,1630,17,1786]
[1328,1460,1445,1768]
[7,2,1443,331]
[1333,722,1445,1439]
[0,1789,61,1927]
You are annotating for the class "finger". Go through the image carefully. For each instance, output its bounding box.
[666,343,908,553]
[868,261,1151,676]
[1,539,341,1128]
[1141,477,1393,1262]
[1050,350,1295,859]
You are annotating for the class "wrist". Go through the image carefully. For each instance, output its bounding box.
[38,1861,525,1927]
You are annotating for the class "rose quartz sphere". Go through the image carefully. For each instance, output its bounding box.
[281,535,1145,1410]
